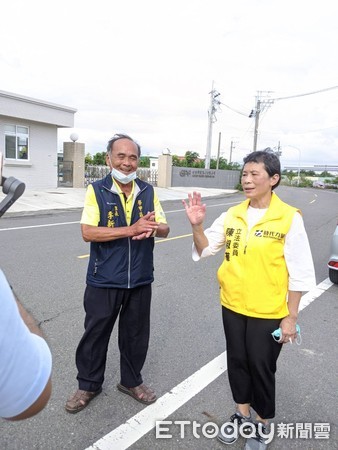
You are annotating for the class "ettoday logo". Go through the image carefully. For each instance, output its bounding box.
[155,420,274,443]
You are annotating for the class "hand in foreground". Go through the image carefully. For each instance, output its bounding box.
[131,211,159,240]
[182,192,206,226]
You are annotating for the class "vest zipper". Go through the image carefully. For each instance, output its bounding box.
[126,185,147,288]
[127,237,131,288]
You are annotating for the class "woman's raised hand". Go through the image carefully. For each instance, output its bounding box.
[182,192,206,226]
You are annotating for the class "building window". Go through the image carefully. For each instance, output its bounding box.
[4,125,29,160]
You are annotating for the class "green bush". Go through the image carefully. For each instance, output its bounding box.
[298,178,313,188]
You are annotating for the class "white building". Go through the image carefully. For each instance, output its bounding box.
[149,156,158,170]
[0,90,76,189]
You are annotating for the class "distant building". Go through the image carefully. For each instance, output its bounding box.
[149,156,158,170]
[0,90,76,189]
[284,165,338,174]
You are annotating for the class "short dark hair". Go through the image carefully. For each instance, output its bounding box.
[106,133,141,157]
[243,149,281,190]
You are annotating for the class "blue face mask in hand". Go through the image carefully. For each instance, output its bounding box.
[271,324,302,345]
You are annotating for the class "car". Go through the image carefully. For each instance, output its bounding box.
[313,180,325,188]
[328,221,338,284]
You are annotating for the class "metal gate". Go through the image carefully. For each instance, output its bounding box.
[136,168,158,186]
[58,161,73,187]
[84,166,158,187]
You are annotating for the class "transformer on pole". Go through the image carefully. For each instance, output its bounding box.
[249,91,274,152]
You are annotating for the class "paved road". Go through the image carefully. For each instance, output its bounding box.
[0,186,337,449]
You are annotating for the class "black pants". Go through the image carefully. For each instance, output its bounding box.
[76,284,152,392]
[222,306,283,419]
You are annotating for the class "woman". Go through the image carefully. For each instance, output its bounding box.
[183,150,315,449]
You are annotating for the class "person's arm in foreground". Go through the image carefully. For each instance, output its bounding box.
[0,271,52,421]
[182,191,209,255]
[10,295,52,420]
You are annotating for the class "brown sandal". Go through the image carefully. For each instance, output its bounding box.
[117,383,157,405]
[65,388,102,413]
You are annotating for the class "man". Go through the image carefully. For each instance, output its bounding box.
[0,269,52,420]
[66,133,169,413]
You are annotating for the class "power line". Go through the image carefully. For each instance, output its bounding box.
[208,84,338,156]
[219,101,248,117]
[219,84,338,118]
[272,85,338,101]
[248,85,338,150]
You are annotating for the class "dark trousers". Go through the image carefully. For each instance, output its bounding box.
[76,284,152,392]
[222,306,283,419]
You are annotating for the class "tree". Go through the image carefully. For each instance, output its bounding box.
[209,158,241,170]
[85,153,93,165]
[92,152,107,165]
[193,159,204,168]
[228,162,241,170]
[284,170,297,184]
[139,156,150,168]
[172,155,184,166]
[210,159,217,169]
[185,151,199,167]
[300,169,315,176]
[217,157,228,170]
[320,170,332,177]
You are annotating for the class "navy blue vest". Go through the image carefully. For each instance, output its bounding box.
[86,175,155,289]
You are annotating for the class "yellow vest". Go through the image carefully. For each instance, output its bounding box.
[217,193,299,318]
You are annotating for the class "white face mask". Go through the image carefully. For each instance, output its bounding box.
[111,167,137,185]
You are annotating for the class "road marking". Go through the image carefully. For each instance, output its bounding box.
[77,234,193,259]
[166,200,241,214]
[75,201,239,258]
[85,278,333,450]
[85,353,227,450]
[156,233,192,243]
[0,201,240,232]
[298,277,333,311]
[309,193,317,204]
[0,221,79,231]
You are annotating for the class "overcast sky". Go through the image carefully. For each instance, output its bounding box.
[1,0,338,168]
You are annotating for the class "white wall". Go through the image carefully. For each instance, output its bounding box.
[1,119,58,189]
[0,90,76,190]
[0,90,76,127]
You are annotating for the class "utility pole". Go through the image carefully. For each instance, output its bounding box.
[253,98,260,152]
[249,91,274,152]
[205,81,221,169]
[275,141,282,158]
[216,132,221,169]
[229,140,236,163]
